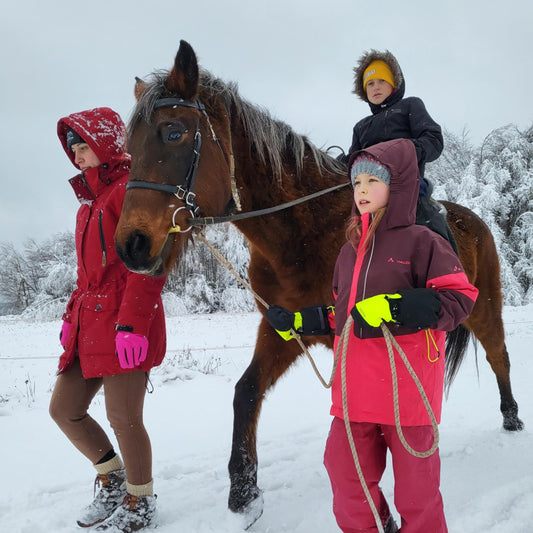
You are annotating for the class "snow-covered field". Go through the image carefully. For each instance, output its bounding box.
[1,306,532,532]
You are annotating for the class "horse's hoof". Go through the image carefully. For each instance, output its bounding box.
[240,492,264,530]
[503,414,524,431]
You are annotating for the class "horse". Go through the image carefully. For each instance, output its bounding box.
[114,40,524,523]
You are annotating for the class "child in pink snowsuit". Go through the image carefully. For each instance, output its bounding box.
[266,138,478,532]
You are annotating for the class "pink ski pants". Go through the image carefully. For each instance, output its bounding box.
[324,417,448,533]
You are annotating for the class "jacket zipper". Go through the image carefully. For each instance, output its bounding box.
[358,234,376,338]
[98,210,107,267]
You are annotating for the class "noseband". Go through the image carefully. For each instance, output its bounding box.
[126,97,207,224]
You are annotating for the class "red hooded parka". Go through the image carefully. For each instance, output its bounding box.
[57,107,166,378]
[331,139,478,426]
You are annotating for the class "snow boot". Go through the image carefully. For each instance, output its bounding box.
[384,515,399,533]
[77,469,127,528]
[93,493,157,532]
[416,195,459,254]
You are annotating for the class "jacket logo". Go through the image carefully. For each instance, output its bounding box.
[388,257,411,265]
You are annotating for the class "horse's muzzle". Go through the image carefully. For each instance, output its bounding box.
[115,230,165,276]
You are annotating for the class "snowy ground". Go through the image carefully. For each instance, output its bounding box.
[0,306,532,532]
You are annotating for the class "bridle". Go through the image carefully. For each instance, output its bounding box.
[126,95,350,233]
[126,97,208,228]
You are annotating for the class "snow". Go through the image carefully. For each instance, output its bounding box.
[0,306,532,532]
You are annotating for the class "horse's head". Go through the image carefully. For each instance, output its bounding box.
[115,40,235,276]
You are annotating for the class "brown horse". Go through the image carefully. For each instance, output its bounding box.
[114,40,523,522]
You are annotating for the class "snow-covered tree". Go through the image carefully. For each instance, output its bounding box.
[165,225,254,314]
[429,124,533,305]
[0,233,77,317]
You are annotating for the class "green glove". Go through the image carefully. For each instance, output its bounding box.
[350,294,401,328]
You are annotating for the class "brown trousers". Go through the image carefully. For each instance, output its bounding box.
[49,358,152,485]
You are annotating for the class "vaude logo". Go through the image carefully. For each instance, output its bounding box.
[387,257,411,265]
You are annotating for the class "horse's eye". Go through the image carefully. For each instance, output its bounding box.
[164,129,183,143]
[161,124,187,144]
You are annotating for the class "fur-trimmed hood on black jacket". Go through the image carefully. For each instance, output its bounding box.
[345,50,443,179]
[353,50,405,105]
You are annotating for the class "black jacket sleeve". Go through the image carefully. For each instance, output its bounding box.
[347,126,362,161]
[407,97,443,165]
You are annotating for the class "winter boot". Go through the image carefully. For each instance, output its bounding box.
[77,469,127,528]
[416,195,459,254]
[384,514,399,533]
[93,493,157,532]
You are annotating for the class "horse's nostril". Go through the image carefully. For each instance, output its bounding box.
[126,231,152,263]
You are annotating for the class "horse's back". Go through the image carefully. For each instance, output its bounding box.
[442,200,500,285]
[441,200,503,328]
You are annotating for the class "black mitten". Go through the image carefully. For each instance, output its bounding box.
[265,306,296,332]
[390,289,442,329]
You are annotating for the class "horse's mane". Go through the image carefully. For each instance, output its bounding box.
[129,70,346,182]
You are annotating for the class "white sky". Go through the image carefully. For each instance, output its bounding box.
[1,0,532,245]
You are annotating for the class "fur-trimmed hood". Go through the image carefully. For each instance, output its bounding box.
[353,50,404,103]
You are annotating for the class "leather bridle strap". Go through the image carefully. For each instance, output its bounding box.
[153,97,206,112]
[126,98,204,217]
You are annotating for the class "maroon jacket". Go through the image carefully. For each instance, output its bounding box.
[57,107,166,378]
[331,139,478,425]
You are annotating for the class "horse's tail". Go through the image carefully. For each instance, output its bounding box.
[444,324,474,395]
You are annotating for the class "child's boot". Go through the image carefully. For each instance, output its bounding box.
[416,195,458,254]
[384,515,399,533]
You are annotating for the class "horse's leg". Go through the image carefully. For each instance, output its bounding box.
[447,202,523,431]
[465,311,524,431]
[228,320,303,515]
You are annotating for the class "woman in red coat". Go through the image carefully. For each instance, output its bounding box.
[49,107,166,531]
[266,139,478,532]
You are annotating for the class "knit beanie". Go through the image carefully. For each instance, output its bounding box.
[350,155,391,187]
[362,60,395,91]
[66,127,85,150]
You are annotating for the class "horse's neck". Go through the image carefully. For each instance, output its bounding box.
[232,154,351,264]
[222,98,352,264]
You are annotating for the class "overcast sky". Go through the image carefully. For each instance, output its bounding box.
[1,0,532,246]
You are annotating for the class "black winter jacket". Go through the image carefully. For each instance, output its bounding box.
[345,50,443,181]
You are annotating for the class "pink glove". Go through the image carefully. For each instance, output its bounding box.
[60,321,71,348]
[115,331,149,369]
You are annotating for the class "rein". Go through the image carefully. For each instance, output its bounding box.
[187,182,350,227]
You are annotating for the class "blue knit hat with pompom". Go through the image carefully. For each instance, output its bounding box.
[350,155,391,187]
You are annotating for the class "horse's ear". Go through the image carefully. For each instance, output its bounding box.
[134,77,148,101]
[166,40,199,100]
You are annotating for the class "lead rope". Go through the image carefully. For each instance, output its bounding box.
[196,232,439,532]
[196,231,340,386]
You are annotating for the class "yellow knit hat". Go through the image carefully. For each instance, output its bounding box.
[363,60,395,91]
